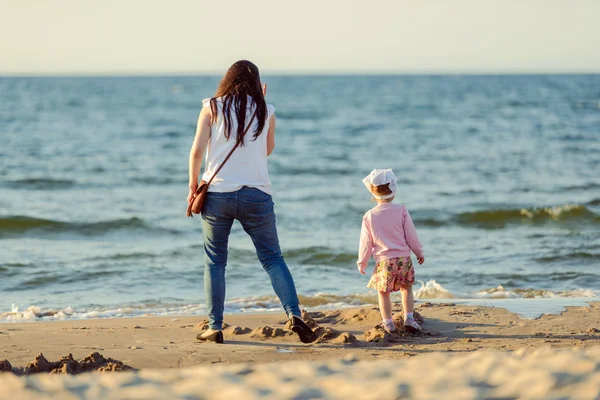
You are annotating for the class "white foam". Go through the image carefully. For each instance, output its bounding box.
[414,280,455,299]
[413,280,600,301]
[2,280,599,322]
[520,203,583,220]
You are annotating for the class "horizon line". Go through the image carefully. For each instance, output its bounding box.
[1,69,600,78]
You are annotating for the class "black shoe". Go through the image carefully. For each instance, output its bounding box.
[196,330,224,344]
[290,316,317,344]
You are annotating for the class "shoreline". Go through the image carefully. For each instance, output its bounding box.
[3,295,599,324]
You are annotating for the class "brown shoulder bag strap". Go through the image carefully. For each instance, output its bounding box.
[205,110,257,186]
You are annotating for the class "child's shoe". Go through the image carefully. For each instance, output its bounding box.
[403,316,422,333]
[382,319,396,333]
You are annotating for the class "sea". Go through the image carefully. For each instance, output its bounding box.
[1,75,599,322]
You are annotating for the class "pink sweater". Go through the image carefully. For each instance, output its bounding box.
[357,203,424,269]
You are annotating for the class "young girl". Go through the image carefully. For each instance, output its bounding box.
[357,169,425,333]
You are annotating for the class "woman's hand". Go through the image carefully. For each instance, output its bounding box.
[357,264,366,275]
[417,256,425,265]
[187,184,197,204]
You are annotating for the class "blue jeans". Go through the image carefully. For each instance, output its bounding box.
[201,186,301,330]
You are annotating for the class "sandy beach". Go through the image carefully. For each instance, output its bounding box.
[1,301,600,398]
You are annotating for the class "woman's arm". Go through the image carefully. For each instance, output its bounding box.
[266,114,276,156]
[187,106,212,204]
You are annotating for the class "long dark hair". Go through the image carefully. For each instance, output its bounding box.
[210,60,267,145]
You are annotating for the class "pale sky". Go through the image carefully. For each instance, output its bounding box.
[1,0,599,75]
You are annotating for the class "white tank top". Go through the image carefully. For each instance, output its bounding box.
[201,96,275,195]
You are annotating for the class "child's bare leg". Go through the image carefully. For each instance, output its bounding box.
[400,284,421,332]
[378,291,392,321]
[400,284,414,316]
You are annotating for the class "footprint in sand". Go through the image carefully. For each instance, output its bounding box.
[251,326,293,339]
[225,326,252,335]
[313,327,357,344]
[301,310,341,326]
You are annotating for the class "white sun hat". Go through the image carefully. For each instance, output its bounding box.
[362,169,397,200]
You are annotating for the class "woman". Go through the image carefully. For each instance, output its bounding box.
[188,60,316,344]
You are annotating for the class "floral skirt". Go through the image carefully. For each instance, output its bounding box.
[367,256,415,292]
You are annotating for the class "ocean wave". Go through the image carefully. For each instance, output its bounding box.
[130,176,187,185]
[144,129,188,138]
[506,100,542,108]
[86,252,160,262]
[574,99,600,110]
[535,252,600,263]
[588,198,600,206]
[275,111,329,121]
[0,304,162,322]
[272,165,354,176]
[560,182,600,192]
[0,216,180,238]
[0,263,32,277]
[412,217,449,227]
[2,178,75,190]
[436,189,484,197]
[413,280,600,300]
[81,246,356,266]
[413,280,455,299]
[11,269,126,290]
[0,296,371,323]
[345,123,386,135]
[410,204,599,229]
[472,286,599,299]
[1,305,74,322]
[455,204,599,229]
[285,247,356,265]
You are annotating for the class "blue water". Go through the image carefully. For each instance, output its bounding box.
[1,75,599,321]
